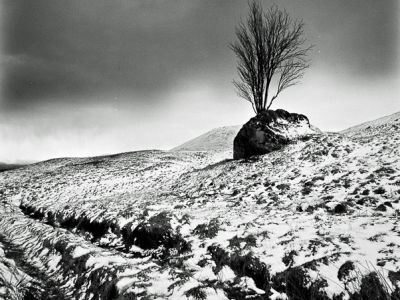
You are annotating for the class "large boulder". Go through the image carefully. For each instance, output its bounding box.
[233,109,318,159]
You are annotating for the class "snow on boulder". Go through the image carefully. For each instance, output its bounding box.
[233,109,319,159]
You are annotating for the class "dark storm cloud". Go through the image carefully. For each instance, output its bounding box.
[2,0,243,107]
[297,0,399,75]
[1,0,398,109]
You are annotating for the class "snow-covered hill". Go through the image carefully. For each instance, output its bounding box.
[341,111,400,138]
[0,112,399,299]
[172,125,241,152]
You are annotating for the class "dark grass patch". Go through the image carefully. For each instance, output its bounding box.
[336,262,399,300]
[312,176,325,182]
[376,204,387,212]
[361,189,370,196]
[349,272,392,300]
[337,261,355,282]
[282,250,298,267]
[223,278,268,300]
[343,179,352,189]
[389,271,400,300]
[383,201,393,208]
[374,187,386,195]
[308,239,330,256]
[122,211,190,255]
[356,196,378,206]
[19,203,117,242]
[374,167,396,176]
[271,267,329,300]
[208,245,270,292]
[333,203,347,214]
[58,213,117,242]
[338,235,352,245]
[184,286,207,300]
[75,268,119,300]
[193,218,220,239]
[302,181,314,196]
[20,204,46,220]
[368,233,386,242]
[388,270,400,286]
[228,234,257,250]
[276,183,291,191]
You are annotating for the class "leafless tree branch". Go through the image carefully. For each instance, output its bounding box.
[231,1,312,114]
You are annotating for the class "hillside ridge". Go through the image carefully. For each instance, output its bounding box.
[0,110,399,299]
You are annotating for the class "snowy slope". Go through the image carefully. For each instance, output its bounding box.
[171,125,241,152]
[0,112,399,299]
[341,111,400,138]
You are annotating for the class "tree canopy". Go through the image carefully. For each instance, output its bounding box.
[231,1,312,114]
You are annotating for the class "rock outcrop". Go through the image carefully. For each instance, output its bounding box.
[233,109,318,159]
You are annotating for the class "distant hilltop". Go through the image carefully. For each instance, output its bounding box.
[171,125,241,152]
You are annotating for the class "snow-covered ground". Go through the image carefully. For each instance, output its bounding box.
[0,112,399,299]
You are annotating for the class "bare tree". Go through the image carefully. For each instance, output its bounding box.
[230,1,312,114]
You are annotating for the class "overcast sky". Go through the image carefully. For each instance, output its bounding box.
[0,0,399,163]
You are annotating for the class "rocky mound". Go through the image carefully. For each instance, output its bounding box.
[233,109,319,159]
